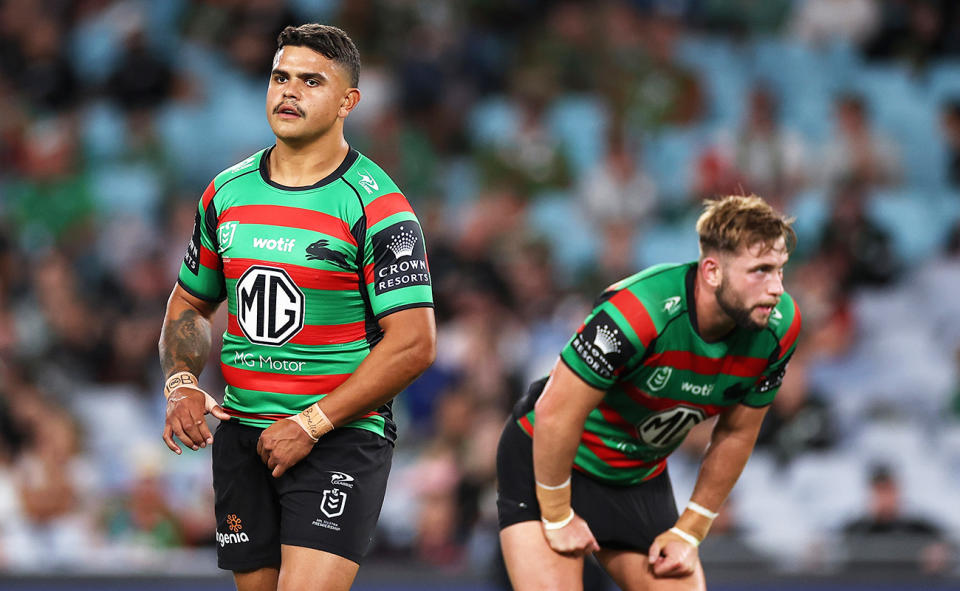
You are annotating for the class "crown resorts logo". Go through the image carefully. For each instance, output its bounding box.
[592,324,622,356]
[387,226,418,259]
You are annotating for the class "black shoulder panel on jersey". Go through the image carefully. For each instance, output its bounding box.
[344,178,383,348]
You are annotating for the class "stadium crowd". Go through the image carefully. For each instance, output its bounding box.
[1,0,960,581]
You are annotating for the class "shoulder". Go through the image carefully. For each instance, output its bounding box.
[599,263,691,342]
[341,151,404,206]
[768,292,801,340]
[212,149,266,190]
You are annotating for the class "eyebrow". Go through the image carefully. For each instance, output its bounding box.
[271,69,328,82]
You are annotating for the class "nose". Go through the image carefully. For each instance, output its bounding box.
[768,273,784,297]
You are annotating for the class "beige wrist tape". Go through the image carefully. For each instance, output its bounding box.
[675,501,718,543]
[535,476,572,523]
[287,403,334,442]
[164,371,200,399]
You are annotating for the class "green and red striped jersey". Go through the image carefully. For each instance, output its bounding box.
[177,147,433,442]
[517,262,801,485]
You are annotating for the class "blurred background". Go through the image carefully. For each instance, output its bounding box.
[2,0,960,589]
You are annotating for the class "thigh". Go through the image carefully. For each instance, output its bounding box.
[213,420,282,571]
[276,427,393,564]
[234,566,280,591]
[277,545,359,591]
[500,521,585,591]
[596,548,705,591]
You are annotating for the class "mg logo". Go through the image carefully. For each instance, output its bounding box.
[236,265,304,346]
[637,406,706,449]
[646,367,673,392]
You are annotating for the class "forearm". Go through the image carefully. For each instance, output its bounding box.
[315,336,432,426]
[159,292,213,379]
[532,403,583,488]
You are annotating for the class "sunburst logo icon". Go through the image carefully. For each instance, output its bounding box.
[227,514,243,533]
[387,226,418,259]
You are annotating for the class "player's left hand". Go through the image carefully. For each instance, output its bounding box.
[647,529,700,578]
[257,420,315,477]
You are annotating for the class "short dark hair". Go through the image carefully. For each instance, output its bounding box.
[277,24,360,87]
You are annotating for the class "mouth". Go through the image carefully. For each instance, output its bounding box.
[275,103,303,119]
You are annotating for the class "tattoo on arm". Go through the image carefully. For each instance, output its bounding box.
[160,308,212,378]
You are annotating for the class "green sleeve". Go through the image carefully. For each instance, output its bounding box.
[177,182,226,302]
[560,297,650,390]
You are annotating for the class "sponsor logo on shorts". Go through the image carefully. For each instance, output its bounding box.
[217,513,251,547]
[328,471,355,488]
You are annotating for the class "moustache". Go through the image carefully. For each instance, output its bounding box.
[274,102,305,116]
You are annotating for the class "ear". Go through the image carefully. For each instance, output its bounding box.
[338,87,361,118]
[700,254,723,289]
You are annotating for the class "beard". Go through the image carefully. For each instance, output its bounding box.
[716,278,767,332]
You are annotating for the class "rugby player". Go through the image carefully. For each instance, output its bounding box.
[497,195,800,590]
[159,24,436,591]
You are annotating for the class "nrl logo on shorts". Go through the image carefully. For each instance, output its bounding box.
[646,366,672,392]
[320,488,347,518]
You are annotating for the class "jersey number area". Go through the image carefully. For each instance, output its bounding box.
[236,265,305,346]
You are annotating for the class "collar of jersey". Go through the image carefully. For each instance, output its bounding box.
[258,146,359,191]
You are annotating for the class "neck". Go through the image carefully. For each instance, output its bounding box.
[269,130,349,187]
[693,267,736,342]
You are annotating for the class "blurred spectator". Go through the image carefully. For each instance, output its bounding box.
[821,94,901,189]
[755,355,837,465]
[843,464,953,574]
[694,0,793,36]
[105,29,173,112]
[817,177,900,289]
[789,0,879,46]
[697,85,807,207]
[942,99,960,188]
[863,0,958,69]
[579,126,658,227]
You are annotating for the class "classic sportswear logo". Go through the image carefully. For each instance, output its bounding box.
[328,471,355,488]
[592,324,622,355]
[387,226,418,259]
[358,170,379,194]
[663,296,681,314]
[253,237,295,252]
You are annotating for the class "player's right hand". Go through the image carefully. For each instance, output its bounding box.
[163,387,230,455]
[542,512,600,557]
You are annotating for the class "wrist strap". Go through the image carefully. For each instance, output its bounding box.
[669,527,701,547]
[541,510,575,530]
[164,371,200,399]
[686,501,718,520]
[287,403,334,441]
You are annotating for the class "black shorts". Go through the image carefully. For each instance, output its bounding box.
[212,420,393,570]
[496,418,678,552]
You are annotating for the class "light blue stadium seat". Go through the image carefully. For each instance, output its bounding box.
[633,221,699,268]
[676,35,748,130]
[787,187,830,248]
[467,96,518,148]
[928,60,960,105]
[642,128,704,203]
[547,94,609,179]
[526,192,598,275]
[868,188,951,263]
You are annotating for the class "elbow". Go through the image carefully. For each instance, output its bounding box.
[412,330,437,373]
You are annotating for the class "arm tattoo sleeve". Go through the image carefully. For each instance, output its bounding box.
[159,308,212,378]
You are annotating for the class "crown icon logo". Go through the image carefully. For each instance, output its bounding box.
[387,226,418,259]
[593,324,621,355]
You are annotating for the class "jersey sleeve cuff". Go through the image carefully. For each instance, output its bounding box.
[373,302,434,321]
[177,278,227,303]
[559,354,611,391]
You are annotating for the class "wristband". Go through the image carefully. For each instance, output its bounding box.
[164,371,200,399]
[541,509,575,530]
[287,403,334,442]
[686,501,718,520]
[669,527,701,547]
[535,477,572,523]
